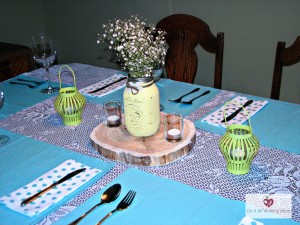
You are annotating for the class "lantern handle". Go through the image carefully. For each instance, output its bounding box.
[58,65,77,89]
[222,100,252,128]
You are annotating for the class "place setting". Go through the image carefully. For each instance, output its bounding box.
[9,78,47,89]
[159,82,221,116]
[8,33,59,94]
[200,95,268,129]
[0,127,115,225]
[51,167,263,225]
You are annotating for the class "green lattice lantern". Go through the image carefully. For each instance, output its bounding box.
[219,101,260,175]
[54,65,86,126]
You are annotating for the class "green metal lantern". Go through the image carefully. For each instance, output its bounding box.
[54,65,86,126]
[219,101,259,175]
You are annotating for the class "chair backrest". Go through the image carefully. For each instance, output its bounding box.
[156,14,224,88]
[271,36,300,100]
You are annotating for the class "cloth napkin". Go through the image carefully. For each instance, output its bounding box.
[201,95,268,128]
[79,74,127,97]
[0,159,100,217]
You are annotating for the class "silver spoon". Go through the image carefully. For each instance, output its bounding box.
[68,183,122,225]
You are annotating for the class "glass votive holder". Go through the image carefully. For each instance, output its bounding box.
[164,112,183,142]
[104,100,122,127]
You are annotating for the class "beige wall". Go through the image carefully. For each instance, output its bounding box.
[1,0,300,104]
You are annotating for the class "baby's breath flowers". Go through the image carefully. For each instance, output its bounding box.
[97,15,166,78]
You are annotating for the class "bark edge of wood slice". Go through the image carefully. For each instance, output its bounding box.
[90,113,196,166]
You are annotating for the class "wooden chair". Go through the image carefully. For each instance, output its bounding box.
[0,42,35,81]
[156,14,224,88]
[271,36,300,100]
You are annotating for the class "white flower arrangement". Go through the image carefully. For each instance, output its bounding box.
[97,15,167,78]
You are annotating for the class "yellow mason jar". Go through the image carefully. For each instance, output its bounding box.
[123,76,160,137]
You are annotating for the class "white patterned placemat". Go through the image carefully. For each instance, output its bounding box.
[79,74,127,97]
[0,159,101,216]
[201,96,268,128]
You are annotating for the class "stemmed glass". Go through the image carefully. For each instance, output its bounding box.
[32,33,59,94]
[0,83,10,145]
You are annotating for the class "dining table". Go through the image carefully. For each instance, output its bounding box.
[0,63,299,225]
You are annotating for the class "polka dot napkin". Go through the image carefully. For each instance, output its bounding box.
[0,159,101,217]
[79,74,127,97]
[201,96,268,128]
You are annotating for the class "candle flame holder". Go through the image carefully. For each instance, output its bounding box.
[219,100,259,175]
[54,65,86,126]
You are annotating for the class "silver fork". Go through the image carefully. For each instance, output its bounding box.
[95,190,136,225]
[9,81,41,88]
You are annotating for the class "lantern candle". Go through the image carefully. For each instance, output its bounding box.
[219,100,260,175]
[65,107,76,115]
[54,65,86,126]
[230,148,245,159]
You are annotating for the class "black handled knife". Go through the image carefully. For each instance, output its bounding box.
[221,99,254,122]
[20,168,86,206]
[88,77,127,93]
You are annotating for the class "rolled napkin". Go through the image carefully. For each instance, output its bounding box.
[0,159,101,217]
[201,96,268,128]
[79,74,127,97]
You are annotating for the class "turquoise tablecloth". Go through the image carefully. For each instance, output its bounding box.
[195,94,300,154]
[0,128,114,225]
[53,168,298,225]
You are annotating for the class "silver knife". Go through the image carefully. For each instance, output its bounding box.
[221,99,254,122]
[20,168,86,206]
[88,77,127,93]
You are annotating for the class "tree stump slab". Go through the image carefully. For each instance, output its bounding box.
[90,113,196,166]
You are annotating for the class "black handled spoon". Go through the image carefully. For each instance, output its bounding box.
[68,183,122,225]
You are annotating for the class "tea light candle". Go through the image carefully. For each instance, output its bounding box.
[107,115,121,126]
[167,128,181,140]
[231,148,245,159]
[65,107,76,114]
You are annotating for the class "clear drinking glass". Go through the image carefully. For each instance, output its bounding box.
[32,33,59,94]
[164,112,183,142]
[104,100,122,127]
[0,83,10,145]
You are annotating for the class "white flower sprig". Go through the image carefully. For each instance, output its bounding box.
[97,15,166,78]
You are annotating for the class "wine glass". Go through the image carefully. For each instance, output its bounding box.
[0,83,10,145]
[32,33,59,94]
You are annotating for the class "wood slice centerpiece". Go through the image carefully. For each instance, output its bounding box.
[90,113,196,166]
